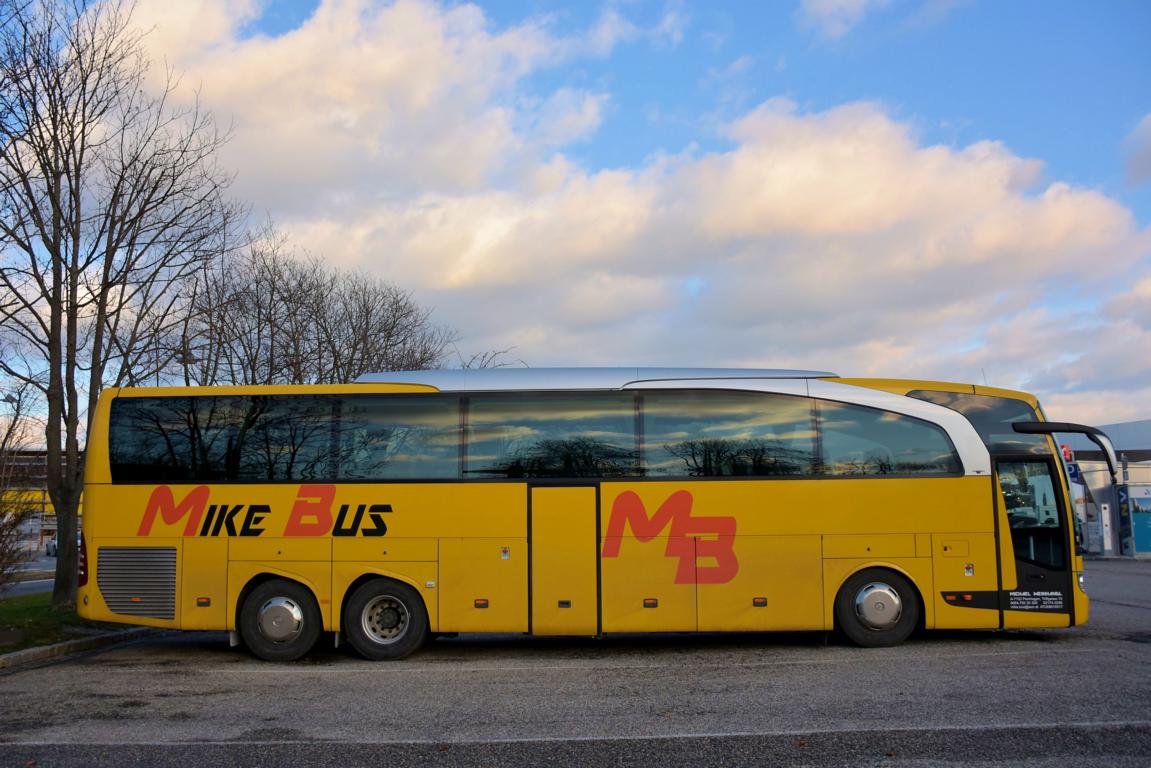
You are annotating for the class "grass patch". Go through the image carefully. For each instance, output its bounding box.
[0,592,124,653]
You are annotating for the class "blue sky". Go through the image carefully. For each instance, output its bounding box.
[248,0,1151,221]
[135,0,1151,423]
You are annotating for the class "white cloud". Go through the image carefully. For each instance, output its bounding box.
[1106,277,1151,330]
[966,307,1151,425]
[651,3,689,48]
[130,0,1151,426]
[904,0,971,30]
[584,7,639,55]
[1124,113,1151,186]
[797,0,892,39]
[531,89,609,147]
[133,0,607,214]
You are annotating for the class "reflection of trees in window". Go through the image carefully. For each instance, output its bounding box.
[476,437,639,478]
[114,394,464,482]
[338,424,452,479]
[642,391,817,478]
[467,393,636,479]
[662,438,812,477]
[113,400,185,477]
[188,398,233,479]
[112,395,339,482]
[336,424,395,478]
[817,401,961,476]
[820,451,961,476]
[235,397,334,481]
[895,457,958,474]
[336,397,460,479]
[821,450,895,476]
[110,397,235,481]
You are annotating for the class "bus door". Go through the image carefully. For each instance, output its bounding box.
[996,457,1074,625]
[529,484,600,635]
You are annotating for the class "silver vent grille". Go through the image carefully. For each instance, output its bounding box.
[97,547,177,620]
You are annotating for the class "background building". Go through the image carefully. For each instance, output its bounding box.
[2,450,57,555]
[1063,420,1151,557]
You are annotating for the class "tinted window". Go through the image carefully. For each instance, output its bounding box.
[818,401,961,476]
[466,393,638,478]
[111,394,462,482]
[110,396,239,482]
[643,391,817,477]
[234,396,335,481]
[337,395,460,480]
[111,390,965,483]
[907,390,1048,456]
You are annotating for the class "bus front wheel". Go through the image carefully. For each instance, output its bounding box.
[835,568,920,648]
[344,578,428,661]
[239,579,322,662]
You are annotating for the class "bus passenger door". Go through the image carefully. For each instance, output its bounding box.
[997,458,1075,626]
[529,485,599,636]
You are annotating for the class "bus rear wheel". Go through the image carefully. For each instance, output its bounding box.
[239,579,322,662]
[344,578,428,661]
[835,568,919,648]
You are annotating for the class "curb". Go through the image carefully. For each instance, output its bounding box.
[12,571,54,582]
[1086,555,1151,561]
[0,628,157,670]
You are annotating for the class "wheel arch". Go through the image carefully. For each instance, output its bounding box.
[233,572,323,632]
[830,561,929,634]
[337,571,430,634]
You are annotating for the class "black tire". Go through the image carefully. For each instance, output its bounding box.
[239,579,322,662]
[835,568,920,648]
[344,578,428,661]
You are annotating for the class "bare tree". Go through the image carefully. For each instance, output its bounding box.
[0,380,34,593]
[457,347,524,370]
[0,0,240,607]
[180,227,457,386]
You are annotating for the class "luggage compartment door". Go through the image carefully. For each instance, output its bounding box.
[530,485,599,636]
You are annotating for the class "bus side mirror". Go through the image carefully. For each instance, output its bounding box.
[1011,421,1118,485]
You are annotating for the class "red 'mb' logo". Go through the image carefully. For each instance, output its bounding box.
[601,490,738,584]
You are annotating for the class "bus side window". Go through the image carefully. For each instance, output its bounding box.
[642,391,817,478]
[817,401,961,476]
[110,395,237,482]
[234,395,335,481]
[465,393,637,479]
[336,395,460,480]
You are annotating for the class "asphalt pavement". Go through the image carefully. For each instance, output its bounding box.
[0,558,1148,767]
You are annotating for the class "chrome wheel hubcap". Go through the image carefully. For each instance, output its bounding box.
[362,596,409,644]
[854,582,902,630]
[257,597,304,643]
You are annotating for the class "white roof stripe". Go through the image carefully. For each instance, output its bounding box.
[355,367,837,390]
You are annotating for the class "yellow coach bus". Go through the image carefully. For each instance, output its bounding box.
[77,368,1117,661]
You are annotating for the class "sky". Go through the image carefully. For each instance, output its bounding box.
[128,0,1151,425]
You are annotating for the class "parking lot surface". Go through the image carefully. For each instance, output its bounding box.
[1,559,1148,767]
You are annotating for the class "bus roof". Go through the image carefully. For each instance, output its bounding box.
[354,367,839,391]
